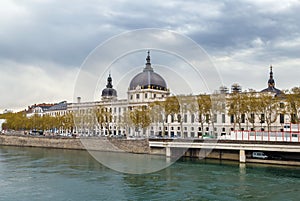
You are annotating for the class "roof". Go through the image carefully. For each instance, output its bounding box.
[129,51,167,90]
[47,101,67,111]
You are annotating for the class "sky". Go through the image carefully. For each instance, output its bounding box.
[1,0,300,112]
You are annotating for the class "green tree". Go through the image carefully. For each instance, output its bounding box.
[149,101,164,136]
[243,91,260,130]
[256,93,280,131]
[129,106,151,136]
[227,92,247,130]
[196,94,212,136]
[95,106,112,135]
[285,87,300,123]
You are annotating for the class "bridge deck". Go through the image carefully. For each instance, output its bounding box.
[149,139,300,153]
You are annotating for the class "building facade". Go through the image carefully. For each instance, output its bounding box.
[26,52,294,138]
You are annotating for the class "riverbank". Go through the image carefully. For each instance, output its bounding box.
[1,134,300,166]
[0,134,149,154]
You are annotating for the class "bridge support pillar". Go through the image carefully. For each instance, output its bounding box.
[166,147,171,157]
[239,150,246,163]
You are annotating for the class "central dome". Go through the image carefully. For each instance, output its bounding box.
[129,51,167,90]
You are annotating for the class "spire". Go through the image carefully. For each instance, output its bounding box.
[144,50,154,72]
[146,50,150,64]
[106,73,113,88]
[268,65,275,88]
[270,65,273,79]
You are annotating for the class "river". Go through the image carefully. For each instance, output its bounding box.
[0,145,299,201]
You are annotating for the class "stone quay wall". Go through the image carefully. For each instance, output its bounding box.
[0,134,150,154]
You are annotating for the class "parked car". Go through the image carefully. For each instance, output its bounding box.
[252,152,268,159]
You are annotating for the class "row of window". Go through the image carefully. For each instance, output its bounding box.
[230,113,286,124]
[148,126,223,132]
[130,93,164,100]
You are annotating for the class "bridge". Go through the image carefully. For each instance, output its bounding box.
[149,139,300,163]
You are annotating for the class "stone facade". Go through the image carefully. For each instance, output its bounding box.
[0,134,150,154]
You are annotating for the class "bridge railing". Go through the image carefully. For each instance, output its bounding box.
[219,131,300,142]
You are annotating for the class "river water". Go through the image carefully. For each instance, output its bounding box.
[0,146,299,201]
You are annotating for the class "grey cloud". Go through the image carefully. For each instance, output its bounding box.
[1,0,300,111]
[1,0,299,67]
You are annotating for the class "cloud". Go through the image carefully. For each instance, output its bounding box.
[0,59,78,111]
[0,0,300,112]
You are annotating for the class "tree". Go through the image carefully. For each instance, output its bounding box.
[227,92,248,130]
[60,113,74,134]
[243,91,260,130]
[149,101,164,136]
[150,97,180,137]
[95,106,112,135]
[285,87,300,123]
[164,96,180,136]
[0,111,27,131]
[256,93,280,131]
[196,94,212,136]
[129,106,151,136]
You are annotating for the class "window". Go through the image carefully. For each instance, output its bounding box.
[222,127,225,132]
[206,114,210,123]
[280,102,284,109]
[206,127,209,131]
[213,114,217,123]
[191,114,195,123]
[171,127,174,130]
[191,127,194,131]
[250,113,255,123]
[184,127,187,131]
[145,93,148,98]
[198,127,201,131]
[280,114,284,124]
[153,94,156,98]
[291,113,297,123]
[171,114,174,123]
[230,115,234,123]
[177,114,181,122]
[222,114,225,123]
[184,114,187,123]
[260,114,265,123]
[130,95,133,100]
[241,114,245,123]
[136,94,140,99]
[177,127,180,130]
[222,103,226,110]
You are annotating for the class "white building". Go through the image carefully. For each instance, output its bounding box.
[27,51,292,138]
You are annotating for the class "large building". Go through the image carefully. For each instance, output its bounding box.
[27,51,293,138]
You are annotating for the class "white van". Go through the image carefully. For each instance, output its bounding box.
[252,152,268,159]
